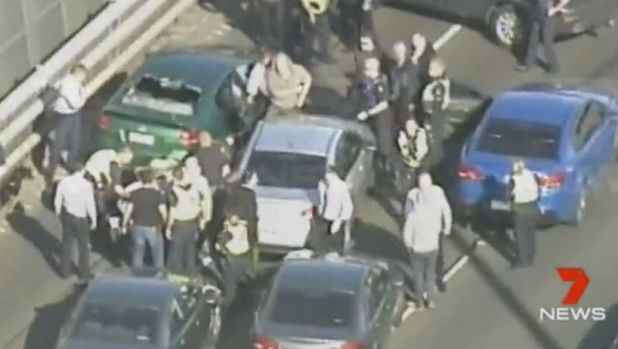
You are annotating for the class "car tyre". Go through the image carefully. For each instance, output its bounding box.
[489,4,524,47]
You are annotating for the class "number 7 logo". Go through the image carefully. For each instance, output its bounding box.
[557,267,590,305]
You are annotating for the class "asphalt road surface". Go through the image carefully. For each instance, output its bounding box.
[2,1,618,349]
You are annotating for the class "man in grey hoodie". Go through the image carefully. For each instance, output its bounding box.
[402,172,451,310]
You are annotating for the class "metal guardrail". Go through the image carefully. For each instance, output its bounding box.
[0,0,197,187]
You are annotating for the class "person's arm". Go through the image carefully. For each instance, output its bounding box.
[317,180,327,214]
[54,180,65,216]
[389,68,401,101]
[296,65,313,107]
[122,203,134,231]
[340,185,354,221]
[246,63,265,100]
[415,129,429,160]
[158,204,168,226]
[110,162,124,197]
[85,183,98,230]
[439,188,452,235]
[402,212,415,248]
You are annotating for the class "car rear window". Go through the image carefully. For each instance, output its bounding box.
[122,75,200,116]
[248,151,326,189]
[72,302,160,345]
[269,287,356,328]
[475,118,562,159]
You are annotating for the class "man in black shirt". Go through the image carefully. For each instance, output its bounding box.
[388,41,419,129]
[410,33,437,89]
[123,169,167,269]
[194,131,231,190]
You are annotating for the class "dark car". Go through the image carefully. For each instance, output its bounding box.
[97,51,265,165]
[252,251,407,349]
[387,0,618,46]
[56,273,222,349]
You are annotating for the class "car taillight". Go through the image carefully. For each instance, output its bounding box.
[539,173,565,189]
[457,164,482,181]
[179,129,200,147]
[97,113,110,130]
[253,336,279,349]
[340,342,364,349]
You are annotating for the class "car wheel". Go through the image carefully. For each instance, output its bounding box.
[489,4,524,47]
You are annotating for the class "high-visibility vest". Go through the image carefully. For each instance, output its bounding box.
[302,0,331,15]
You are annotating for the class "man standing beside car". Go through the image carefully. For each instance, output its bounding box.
[316,167,354,253]
[517,0,570,74]
[508,159,541,268]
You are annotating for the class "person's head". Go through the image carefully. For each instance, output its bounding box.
[392,41,407,65]
[325,166,340,184]
[417,171,433,191]
[410,33,427,52]
[70,161,85,175]
[69,63,88,83]
[172,165,185,182]
[258,47,274,65]
[273,52,293,79]
[199,131,212,148]
[243,171,258,188]
[184,156,200,175]
[428,58,447,79]
[116,146,134,165]
[364,57,381,79]
[359,35,375,52]
[512,158,526,175]
[405,118,419,135]
[138,168,155,185]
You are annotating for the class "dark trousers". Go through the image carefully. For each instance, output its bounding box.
[257,0,285,48]
[309,217,346,253]
[222,257,252,306]
[47,112,81,177]
[513,203,538,266]
[303,14,332,61]
[167,220,199,276]
[523,20,558,72]
[369,110,396,162]
[60,212,90,279]
[436,234,446,291]
[411,249,438,303]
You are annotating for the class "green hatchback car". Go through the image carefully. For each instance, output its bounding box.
[96,51,265,164]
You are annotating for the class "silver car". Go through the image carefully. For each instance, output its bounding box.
[236,114,376,251]
[252,251,406,349]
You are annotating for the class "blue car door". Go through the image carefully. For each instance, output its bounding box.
[571,102,606,189]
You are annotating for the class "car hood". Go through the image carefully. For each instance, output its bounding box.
[65,338,157,349]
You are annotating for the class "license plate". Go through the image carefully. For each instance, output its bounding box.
[490,200,511,211]
[128,132,154,145]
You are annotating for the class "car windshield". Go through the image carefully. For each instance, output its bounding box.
[248,151,326,189]
[72,302,160,345]
[475,118,562,159]
[122,75,200,116]
[269,287,356,328]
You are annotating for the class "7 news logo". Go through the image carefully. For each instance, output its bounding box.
[539,268,606,321]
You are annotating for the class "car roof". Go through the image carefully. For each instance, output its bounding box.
[84,275,178,309]
[139,51,245,91]
[275,258,368,293]
[254,115,348,156]
[488,90,585,126]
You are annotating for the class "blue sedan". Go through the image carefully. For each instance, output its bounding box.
[454,84,618,225]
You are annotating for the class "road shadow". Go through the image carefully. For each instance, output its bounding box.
[454,232,563,349]
[351,219,409,263]
[22,285,86,349]
[577,303,618,349]
[6,208,64,277]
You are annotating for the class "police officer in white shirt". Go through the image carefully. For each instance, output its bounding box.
[316,166,354,252]
[508,159,540,268]
[46,64,88,183]
[54,162,97,282]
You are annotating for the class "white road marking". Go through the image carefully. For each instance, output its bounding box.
[444,254,470,282]
[434,24,463,50]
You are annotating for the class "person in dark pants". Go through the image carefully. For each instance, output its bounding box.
[122,169,167,269]
[300,0,334,63]
[314,167,354,253]
[54,162,97,282]
[354,57,395,173]
[353,34,382,80]
[166,166,204,276]
[360,0,379,42]
[256,0,286,48]
[397,118,429,207]
[388,41,419,129]
[517,0,569,73]
[508,159,540,268]
[193,131,231,191]
[222,171,259,265]
[45,64,88,184]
